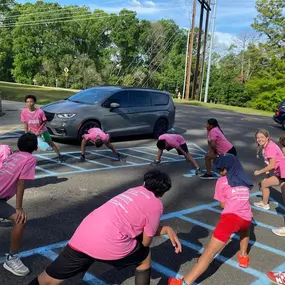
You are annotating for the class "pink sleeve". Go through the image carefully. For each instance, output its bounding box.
[266,145,277,159]
[214,178,226,202]
[40,110,47,122]
[208,129,218,141]
[19,157,37,180]
[21,110,26,123]
[143,208,162,237]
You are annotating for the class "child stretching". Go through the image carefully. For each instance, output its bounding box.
[29,171,182,285]
[254,129,285,211]
[80,127,126,162]
[21,95,64,162]
[169,154,253,285]
[0,133,37,277]
[0,144,12,168]
[151,133,201,174]
[200,118,236,180]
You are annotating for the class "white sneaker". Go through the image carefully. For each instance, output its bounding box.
[272,227,285,237]
[3,254,30,276]
[253,201,270,210]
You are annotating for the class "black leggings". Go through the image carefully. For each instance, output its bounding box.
[227,146,237,156]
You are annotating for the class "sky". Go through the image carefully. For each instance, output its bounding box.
[18,0,258,49]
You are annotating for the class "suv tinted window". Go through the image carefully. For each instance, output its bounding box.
[68,88,112,104]
[129,91,151,107]
[151,92,169,106]
[102,91,130,108]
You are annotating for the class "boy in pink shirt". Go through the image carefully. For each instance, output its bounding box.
[0,144,12,168]
[200,118,236,180]
[80,127,126,162]
[0,133,37,277]
[152,134,201,174]
[169,154,253,285]
[29,171,182,285]
[21,95,64,162]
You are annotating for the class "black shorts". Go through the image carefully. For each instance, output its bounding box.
[46,239,150,280]
[176,143,189,155]
[227,146,237,156]
[0,199,16,219]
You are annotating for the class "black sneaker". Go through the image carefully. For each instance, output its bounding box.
[57,155,65,163]
[195,168,202,175]
[117,153,126,161]
[199,173,214,180]
[79,155,86,162]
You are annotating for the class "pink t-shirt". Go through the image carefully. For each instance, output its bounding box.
[69,186,163,260]
[214,176,252,221]
[82,128,110,142]
[21,108,47,134]
[0,145,12,168]
[263,140,284,175]
[158,134,185,149]
[208,127,232,154]
[0,152,37,200]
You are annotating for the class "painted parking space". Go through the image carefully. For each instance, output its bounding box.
[33,144,206,179]
[1,191,285,284]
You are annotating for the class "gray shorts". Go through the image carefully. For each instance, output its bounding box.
[0,199,16,219]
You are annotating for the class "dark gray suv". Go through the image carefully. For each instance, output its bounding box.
[41,86,175,140]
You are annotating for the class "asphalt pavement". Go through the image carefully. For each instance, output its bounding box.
[0,103,284,285]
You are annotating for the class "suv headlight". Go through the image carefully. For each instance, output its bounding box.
[56,113,77,119]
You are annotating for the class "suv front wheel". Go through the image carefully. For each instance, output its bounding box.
[153,118,169,138]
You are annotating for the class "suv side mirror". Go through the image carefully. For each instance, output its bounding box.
[110,102,120,109]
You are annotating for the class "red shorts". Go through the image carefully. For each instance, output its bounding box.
[213,213,251,243]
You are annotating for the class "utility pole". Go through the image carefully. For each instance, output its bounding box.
[191,0,211,100]
[198,0,211,101]
[204,0,217,103]
[182,29,190,99]
[184,0,197,101]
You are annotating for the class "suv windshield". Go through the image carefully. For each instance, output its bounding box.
[68,89,113,104]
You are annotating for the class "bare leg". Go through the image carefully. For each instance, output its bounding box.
[239,228,249,256]
[106,142,118,156]
[8,213,25,254]
[37,271,63,285]
[185,153,199,169]
[184,236,225,285]
[80,138,87,155]
[47,141,60,157]
[260,176,280,205]
[205,152,217,175]
[135,252,151,285]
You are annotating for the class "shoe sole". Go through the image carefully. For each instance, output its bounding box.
[272,230,285,237]
[199,177,215,180]
[3,263,30,277]
[268,278,283,285]
[253,205,270,210]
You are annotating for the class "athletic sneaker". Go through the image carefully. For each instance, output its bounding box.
[79,155,86,162]
[253,201,270,210]
[267,271,285,284]
[3,254,30,276]
[117,153,126,161]
[272,227,285,237]
[57,155,65,163]
[168,278,186,285]
[195,168,202,176]
[199,173,214,180]
[237,252,250,268]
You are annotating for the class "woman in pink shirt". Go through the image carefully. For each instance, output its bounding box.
[200,118,236,180]
[169,154,253,285]
[80,127,126,162]
[29,171,182,285]
[152,134,201,174]
[254,129,285,210]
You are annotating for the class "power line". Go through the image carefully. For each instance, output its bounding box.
[142,32,182,87]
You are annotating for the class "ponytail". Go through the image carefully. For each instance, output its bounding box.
[208,118,224,134]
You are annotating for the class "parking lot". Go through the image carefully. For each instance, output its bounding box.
[0,103,285,285]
